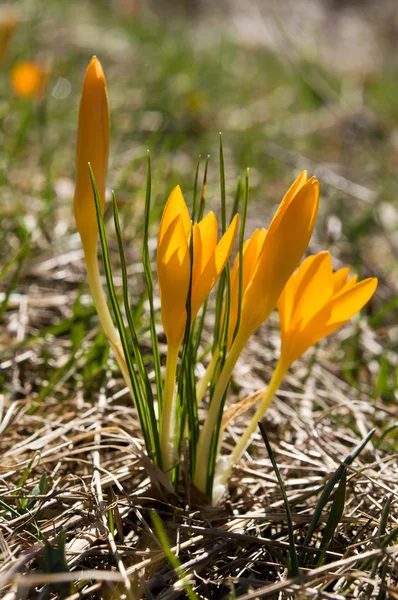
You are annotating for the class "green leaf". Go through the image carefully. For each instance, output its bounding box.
[259,423,299,577]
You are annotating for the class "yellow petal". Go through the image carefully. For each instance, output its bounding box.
[240,178,319,338]
[277,271,297,336]
[191,214,238,319]
[73,57,109,254]
[192,211,218,293]
[214,214,239,275]
[326,278,378,327]
[158,186,191,247]
[268,171,308,234]
[228,227,266,342]
[157,216,190,346]
[332,267,350,293]
[290,252,333,331]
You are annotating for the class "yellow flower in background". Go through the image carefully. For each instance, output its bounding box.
[157,185,191,348]
[157,186,239,348]
[11,61,49,99]
[74,56,109,255]
[278,251,378,369]
[0,14,19,64]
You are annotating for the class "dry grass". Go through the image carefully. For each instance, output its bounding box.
[1,0,398,598]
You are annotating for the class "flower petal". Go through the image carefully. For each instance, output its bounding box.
[282,277,377,367]
[191,214,238,319]
[291,251,333,331]
[157,216,190,346]
[240,178,319,338]
[229,227,266,342]
[267,171,308,234]
[332,267,350,293]
[326,277,378,328]
[192,211,218,292]
[158,186,191,247]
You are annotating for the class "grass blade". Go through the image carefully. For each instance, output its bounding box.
[219,133,226,233]
[316,469,347,567]
[191,154,201,222]
[89,164,153,458]
[151,511,199,600]
[232,168,249,343]
[301,427,375,563]
[142,151,163,413]
[197,155,209,223]
[259,422,299,577]
[112,191,162,467]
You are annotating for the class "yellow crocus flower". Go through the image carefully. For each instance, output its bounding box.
[228,227,267,344]
[218,251,378,493]
[277,251,378,369]
[157,185,238,471]
[73,57,131,389]
[157,185,239,348]
[194,171,319,494]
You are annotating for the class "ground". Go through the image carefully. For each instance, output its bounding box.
[0,0,398,598]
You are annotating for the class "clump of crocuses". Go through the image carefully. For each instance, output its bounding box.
[74,57,377,503]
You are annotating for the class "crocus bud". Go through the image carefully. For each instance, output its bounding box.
[74,56,109,255]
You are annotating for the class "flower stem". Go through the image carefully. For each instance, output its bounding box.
[196,351,219,404]
[194,332,246,493]
[85,248,119,345]
[160,343,179,472]
[219,359,287,486]
[85,249,133,394]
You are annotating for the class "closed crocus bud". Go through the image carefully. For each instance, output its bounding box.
[237,173,319,346]
[74,56,109,255]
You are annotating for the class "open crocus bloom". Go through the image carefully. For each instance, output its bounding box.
[278,251,378,368]
[217,251,378,493]
[157,185,238,348]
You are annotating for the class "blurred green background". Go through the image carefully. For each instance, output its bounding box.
[1,0,397,394]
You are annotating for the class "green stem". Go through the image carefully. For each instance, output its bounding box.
[161,344,179,472]
[196,351,219,404]
[219,359,287,486]
[194,332,245,493]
